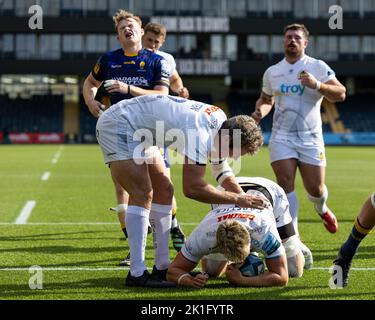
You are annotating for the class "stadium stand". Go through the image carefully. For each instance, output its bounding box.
[0,94,64,133]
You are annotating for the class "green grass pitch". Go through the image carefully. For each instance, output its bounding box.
[0,145,374,300]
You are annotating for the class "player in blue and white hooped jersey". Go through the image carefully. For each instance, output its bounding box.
[166,202,289,288]
[252,24,346,237]
[96,94,265,288]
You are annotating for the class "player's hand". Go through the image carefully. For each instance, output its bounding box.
[189,273,209,288]
[87,99,106,118]
[225,264,244,286]
[251,110,262,123]
[299,71,319,90]
[178,87,190,99]
[104,79,129,94]
[235,193,270,210]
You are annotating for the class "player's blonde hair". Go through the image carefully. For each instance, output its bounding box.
[112,9,142,32]
[216,220,250,263]
[220,115,263,156]
[144,22,167,39]
[283,23,309,39]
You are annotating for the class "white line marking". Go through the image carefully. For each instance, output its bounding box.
[51,146,64,164]
[41,171,51,181]
[0,267,129,271]
[0,266,374,272]
[14,201,36,224]
[0,222,199,226]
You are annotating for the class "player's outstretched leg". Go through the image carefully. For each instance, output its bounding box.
[333,194,375,287]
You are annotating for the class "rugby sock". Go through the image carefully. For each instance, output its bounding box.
[341,218,372,260]
[149,203,172,270]
[307,184,329,215]
[125,205,150,277]
[287,191,299,235]
[171,207,178,229]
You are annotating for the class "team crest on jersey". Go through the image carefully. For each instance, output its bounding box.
[93,63,100,75]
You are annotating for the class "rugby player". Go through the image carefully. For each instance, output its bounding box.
[333,193,375,287]
[142,22,191,252]
[82,10,172,266]
[212,176,313,273]
[166,196,289,288]
[96,94,265,287]
[252,23,346,235]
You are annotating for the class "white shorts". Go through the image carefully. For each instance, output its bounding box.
[269,138,326,167]
[96,109,159,164]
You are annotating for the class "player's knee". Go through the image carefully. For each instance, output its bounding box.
[132,186,153,206]
[308,184,324,197]
[277,177,295,193]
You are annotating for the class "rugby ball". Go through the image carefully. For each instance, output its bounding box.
[238,253,265,277]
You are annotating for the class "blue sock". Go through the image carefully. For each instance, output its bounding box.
[341,218,370,260]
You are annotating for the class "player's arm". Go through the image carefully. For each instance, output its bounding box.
[225,254,289,287]
[167,253,209,288]
[252,91,275,123]
[182,157,267,209]
[83,73,105,118]
[299,73,346,103]
[105,82,169,96]
[169,70,189,98]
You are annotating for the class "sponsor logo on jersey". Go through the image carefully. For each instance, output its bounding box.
[319,151,324,161]
[110,64,122,68]
[279,83,305,96]
[139,61,146,69]
[112,76,149,86]
[124,61,136,65]
[217,213,255,222]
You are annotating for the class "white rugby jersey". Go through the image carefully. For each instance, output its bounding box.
[213,176,292,229]
[181,206,285,263]
[155,51,177,75]
[108,95,227,164]
[262,55,336,141]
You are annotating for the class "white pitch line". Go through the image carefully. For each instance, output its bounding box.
[41,171,51,181]
[14,201,36,224]
[51,146,64,164]
[0,222,199,226]
[0,266,375,272]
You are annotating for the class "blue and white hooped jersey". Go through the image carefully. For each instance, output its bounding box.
[91,48,171,104]
[262,55,336,142]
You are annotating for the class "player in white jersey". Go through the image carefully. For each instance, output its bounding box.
[212,176,313,274]
[143,22,189,99]
[96,94,264,287]
[142,22,190,253]
[166,204,289,288]
[252,24,346,235]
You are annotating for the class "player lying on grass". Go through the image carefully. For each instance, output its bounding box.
[96,94,265,287]
[212,176,313,273]
[333,193,375,287]
[166,198,290,288]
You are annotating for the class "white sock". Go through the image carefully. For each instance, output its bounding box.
[287,191,299,236]
[149,203,172,270]
[125,205,150,277]
[171,215,178,229]
[307,184,329,215]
